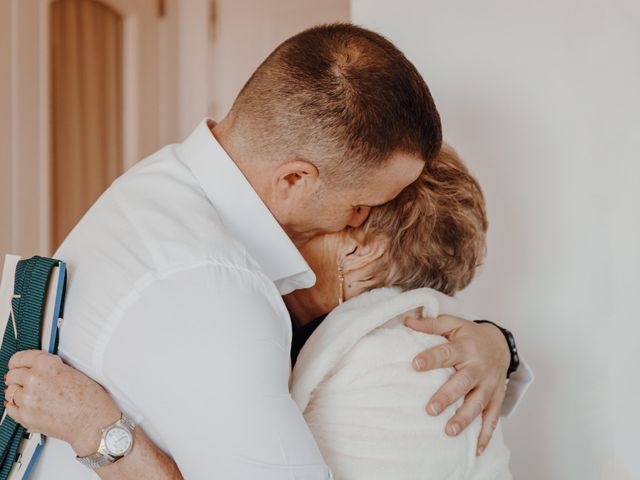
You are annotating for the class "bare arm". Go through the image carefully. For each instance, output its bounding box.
[5,350,183,480]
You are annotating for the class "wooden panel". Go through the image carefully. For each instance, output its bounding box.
[50,0,124,249]
[0,1,14,256]
[2,0,48,257]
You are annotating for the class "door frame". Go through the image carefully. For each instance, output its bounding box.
[2,0,215,256]
[3,0,180,256]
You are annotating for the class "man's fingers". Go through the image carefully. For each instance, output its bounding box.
[476,384,506,456]
[413,342,461,372]
[8,350,42,370]
[404,314,464,336]
[426,369,477,416]
[445,386,494,437]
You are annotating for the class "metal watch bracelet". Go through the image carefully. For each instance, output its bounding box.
[76,413,136,471]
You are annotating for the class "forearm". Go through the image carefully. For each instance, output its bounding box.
[4,350,183,480]
[95,428,182,480]
[68,401,182,480]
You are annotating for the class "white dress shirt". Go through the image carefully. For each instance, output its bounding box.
[30,119,330,479]
[29,118,531,479]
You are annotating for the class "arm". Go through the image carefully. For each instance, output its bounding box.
[300,324,511,479]
[100,266,328,478]
[5,265,329,479]
[6,351,182,480]
[405,314,530,455]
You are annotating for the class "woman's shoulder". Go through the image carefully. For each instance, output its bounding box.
[326,317,454,391]
[291,287,458,410]
[360,317,449,359]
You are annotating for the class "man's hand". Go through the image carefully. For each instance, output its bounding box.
[404,314,509,456]
[5,350,121,456]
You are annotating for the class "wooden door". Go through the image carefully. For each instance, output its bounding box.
[48,0,169,250]
[49,0,124,248]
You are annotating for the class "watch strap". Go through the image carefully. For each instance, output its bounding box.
[474,319,520,378]
[119,414,136,432]
[76,413,136,471]
[76,452,115,470]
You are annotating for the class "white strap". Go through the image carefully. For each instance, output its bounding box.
[0,256,21,351]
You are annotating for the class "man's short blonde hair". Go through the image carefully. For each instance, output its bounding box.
[229,23,442,180]
[362,144,488,295]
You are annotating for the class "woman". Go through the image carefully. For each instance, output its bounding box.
[5,145,511,479]
[287,143,510,479]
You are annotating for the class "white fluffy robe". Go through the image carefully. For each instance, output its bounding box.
[290,287,512,480]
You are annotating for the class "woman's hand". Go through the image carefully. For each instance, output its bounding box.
[5,351,184,479]
[404,315,510,456]
[4,350,121,456]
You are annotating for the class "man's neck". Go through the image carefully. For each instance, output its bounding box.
[210,119,310,248]
[283,290,328,327]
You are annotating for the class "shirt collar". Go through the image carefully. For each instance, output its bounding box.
[175,118,316,295]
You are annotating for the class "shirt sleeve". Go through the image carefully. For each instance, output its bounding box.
[101,263,331,480]
[502,356,534,418]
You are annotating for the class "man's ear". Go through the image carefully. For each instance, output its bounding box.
[341,234,389,273]
[272,160,320,201]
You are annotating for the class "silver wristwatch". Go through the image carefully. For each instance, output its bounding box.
[76,413,136,471]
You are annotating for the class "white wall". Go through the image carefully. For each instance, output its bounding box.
[352,1,640,479]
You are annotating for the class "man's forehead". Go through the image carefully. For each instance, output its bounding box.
[347,153,423,203]
[355,185,403,207]
[360,169,422,206]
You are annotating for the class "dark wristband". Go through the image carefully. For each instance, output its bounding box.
[474,320,520,378]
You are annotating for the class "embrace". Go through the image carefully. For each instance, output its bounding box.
[3,24,531,479]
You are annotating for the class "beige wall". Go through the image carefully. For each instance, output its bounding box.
[0,0,49,258]
[174,0,351,132]
[208,0,350,120]
[0,1,12,257]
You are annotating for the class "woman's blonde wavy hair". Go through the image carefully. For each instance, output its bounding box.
[362,143,488,295]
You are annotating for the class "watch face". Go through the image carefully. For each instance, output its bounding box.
[104,426,132,456]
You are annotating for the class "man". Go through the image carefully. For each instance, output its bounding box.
[9,24,529,479]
